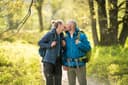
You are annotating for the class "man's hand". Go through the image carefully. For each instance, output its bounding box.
[63,66,69,71]
[51,41,57,47]
[75,39,80,44]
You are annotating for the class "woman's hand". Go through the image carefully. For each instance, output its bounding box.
[51,41,57,47]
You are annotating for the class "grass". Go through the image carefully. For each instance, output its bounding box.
[0,42,44,85]
[87,46,128,85]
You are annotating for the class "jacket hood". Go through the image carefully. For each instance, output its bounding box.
[50,28,56,33]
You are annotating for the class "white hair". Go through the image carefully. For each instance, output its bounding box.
[67,20,77,27]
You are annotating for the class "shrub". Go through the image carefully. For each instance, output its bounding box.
[87,46,128,85]
[0,42,44,85]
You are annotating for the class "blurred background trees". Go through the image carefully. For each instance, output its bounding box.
[0,0,24,33]
[89,0,128,46]
[0,0,127,46]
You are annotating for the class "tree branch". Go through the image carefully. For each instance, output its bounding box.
[17,0,33,33]
[0,0,33,39]
[118,20,123,25]
[119,7,126,11]
[118,1,126,8]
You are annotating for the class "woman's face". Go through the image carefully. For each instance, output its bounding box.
[58,23,65,32]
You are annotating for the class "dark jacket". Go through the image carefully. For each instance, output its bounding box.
[38,28,63,64]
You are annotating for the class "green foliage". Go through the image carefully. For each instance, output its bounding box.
[0,0,91,34]
[42,0,90,30]
[87,46,128,85]
[0,0,25,32]
[0,42,44,85]
[2,31,46,45]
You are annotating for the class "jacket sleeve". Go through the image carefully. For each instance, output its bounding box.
[38,32,52,49]
[76,33,91,52]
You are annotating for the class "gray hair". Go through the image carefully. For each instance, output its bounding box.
[67,20,77,27]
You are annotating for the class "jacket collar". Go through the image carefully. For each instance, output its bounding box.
[66,27,80,37]
[50,28,58,35]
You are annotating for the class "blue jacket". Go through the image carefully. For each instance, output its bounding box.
[38,29,63,64]
[62,28,91,67]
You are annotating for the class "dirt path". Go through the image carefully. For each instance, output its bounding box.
[42,69,103,85]
[62,70,102,85]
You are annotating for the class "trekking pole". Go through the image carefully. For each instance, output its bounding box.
[53,76,55,85]
[75,59,80,71]
[67,59,71,68]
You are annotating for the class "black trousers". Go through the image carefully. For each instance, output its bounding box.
[43,59,62,85]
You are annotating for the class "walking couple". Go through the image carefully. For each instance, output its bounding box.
[38,19,91,85]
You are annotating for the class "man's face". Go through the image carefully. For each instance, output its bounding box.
[68,22,75,31]
[64,23,71,31]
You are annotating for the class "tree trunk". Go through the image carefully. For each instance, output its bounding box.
[35,0,43,32]
[7,14,16,30]
[96,0,108,45]
[88,0,99,46]
[119,0,128,46]
[37,7,43,32]
[108,0,118,45]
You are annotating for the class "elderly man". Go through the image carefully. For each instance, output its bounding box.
[62,20,91,85]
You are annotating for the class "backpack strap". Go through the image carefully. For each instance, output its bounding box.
[76,30,91,62]
[50,31,57,41]
[53,32,57,41]
[77,30,85,40]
